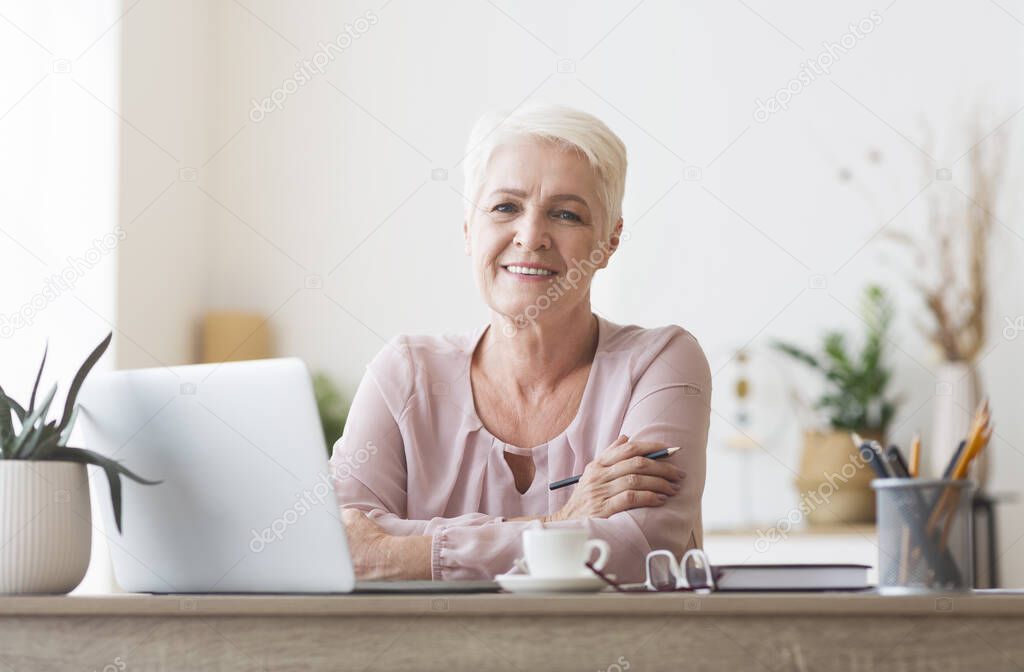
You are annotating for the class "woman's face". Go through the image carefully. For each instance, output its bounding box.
[464,138,620,331]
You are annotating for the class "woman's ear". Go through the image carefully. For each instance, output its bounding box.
[597,218,623,268]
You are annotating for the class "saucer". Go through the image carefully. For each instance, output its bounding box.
[494,573,608,594]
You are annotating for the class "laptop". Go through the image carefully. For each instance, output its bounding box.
[78,357,497,594]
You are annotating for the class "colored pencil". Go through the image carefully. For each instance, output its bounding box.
[909,433,921,478]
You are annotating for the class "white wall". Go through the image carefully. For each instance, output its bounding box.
[0,0,123,592]
[116,1,1024,584]
[117,0,213,370]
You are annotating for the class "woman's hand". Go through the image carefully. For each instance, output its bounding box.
[341,508,431,580]
[546,435,685,522]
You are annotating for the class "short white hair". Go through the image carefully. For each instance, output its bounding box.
[462,102,627,240]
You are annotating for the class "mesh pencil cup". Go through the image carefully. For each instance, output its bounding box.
[871,478,975,595]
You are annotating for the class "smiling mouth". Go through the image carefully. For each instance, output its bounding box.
[502,264,558,277]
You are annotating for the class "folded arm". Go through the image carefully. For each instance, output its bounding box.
[331,330,710,582]
[430,333,710,581]
[329,353,508,538]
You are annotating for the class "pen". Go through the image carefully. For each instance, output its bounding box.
[941,440,967,480]
[885,445,911,478]
[850,434,893,478]
[548,446,680,490]
[852,433,963,586]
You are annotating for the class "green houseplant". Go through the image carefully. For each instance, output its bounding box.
[313,371,349,454]
[0,333,159,593]
[773,285,898,435]
[772,285,901,525]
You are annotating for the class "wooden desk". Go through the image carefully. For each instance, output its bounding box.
[1,592,1023,671]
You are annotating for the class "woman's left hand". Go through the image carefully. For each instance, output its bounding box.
[341,508,432,580]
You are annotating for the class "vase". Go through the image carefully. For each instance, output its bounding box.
[0,461,92,594]
[794,429,878,525]
[931,362,986,488]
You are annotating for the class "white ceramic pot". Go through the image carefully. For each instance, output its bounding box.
[931,362,987,488]
[0,461,92,594]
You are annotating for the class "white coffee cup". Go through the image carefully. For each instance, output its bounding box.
[521,529,611,578]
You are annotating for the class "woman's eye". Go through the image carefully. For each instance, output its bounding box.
[554,210,582,222]
[492,203,518,214]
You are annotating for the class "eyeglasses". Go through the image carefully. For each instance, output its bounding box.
[586,548,716,593]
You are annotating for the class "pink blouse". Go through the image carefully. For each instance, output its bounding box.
[329,314,711,583]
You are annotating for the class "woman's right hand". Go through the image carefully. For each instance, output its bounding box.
[546,435,686,522]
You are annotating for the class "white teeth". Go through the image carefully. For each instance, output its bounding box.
[505,265,555,276]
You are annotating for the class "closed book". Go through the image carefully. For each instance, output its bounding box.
[712,563,870,591]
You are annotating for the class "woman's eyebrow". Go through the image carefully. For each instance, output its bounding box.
[550,194,589,208]
[489,188,589,208]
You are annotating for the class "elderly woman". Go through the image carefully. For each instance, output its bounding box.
[331,103,711,583]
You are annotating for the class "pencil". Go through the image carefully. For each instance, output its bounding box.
[909,433,921,478]
[929,418,983,534]
[858,431,961,585]
[548,446,680,490]
[928,399,990,538]
[939,422,993,551]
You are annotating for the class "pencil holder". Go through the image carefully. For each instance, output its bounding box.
[871,478,975,594]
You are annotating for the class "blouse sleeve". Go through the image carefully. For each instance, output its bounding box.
[330,337,500,537]
[332,330,711,583]
[432,329,710,582]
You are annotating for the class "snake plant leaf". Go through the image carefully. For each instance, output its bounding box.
[0,389,15,452]
[28,343,48,415]
[58,332,111,434]
[40,445,162,533]
[58,404,79,447]
[0,384,26,423]
[9,384,57,459]
[2,333,158,533]
[38,444,161,485]
[41,445,126,533]
[18,420,59,461]
[32,424,62,457]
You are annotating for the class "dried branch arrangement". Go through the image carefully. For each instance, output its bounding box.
[839,115,1008,363]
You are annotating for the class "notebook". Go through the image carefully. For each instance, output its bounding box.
[713,563,871,591]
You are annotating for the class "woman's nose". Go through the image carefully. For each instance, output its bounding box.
[512,209,551,250]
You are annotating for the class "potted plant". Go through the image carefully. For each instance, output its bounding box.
[836,115,1005,486]
[886,131,1002,487]
[313,371,349,454]
[0,333,159,593]
[773,285,900,525]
